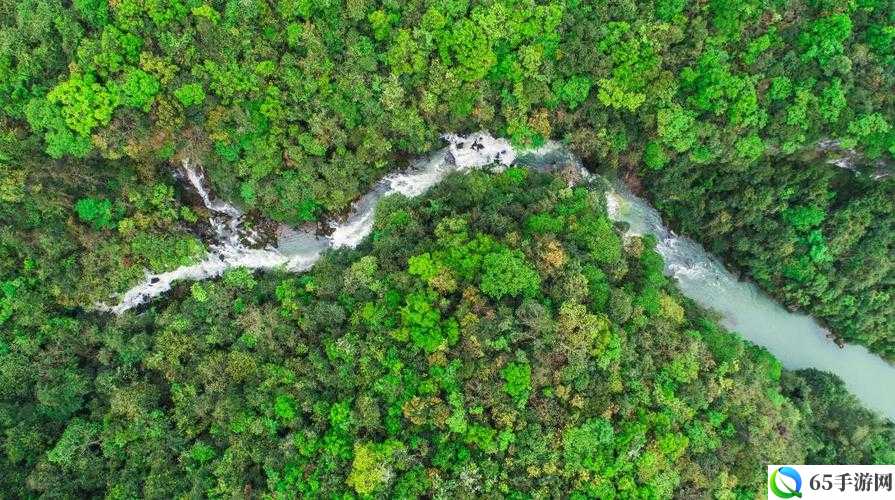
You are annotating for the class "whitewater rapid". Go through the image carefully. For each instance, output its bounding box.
[98,132,895,421]
[94,164,324,315]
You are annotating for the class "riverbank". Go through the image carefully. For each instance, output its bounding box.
[98,132,895,421]
[641,144,895,361]
[607,182,895,421]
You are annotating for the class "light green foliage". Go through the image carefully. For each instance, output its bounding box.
[501,361,531,404]
[1,170,892,498]
[655,0,687,21]
[659,293,686,324]
[92,25,143,76]
[680,48,742,115]
[48,72,117,137]
[189,442,216,463]
[347,441,403,495]
[73,0,109,28]
[368,10,395,41]
[597,78,646,112]
[657,105,698,153]
[845,113,892,158]
[174,83,206,107]
[130,233,204,271]
[117,67,160,111]
[525,213,565,234]
[143,0,189,28]
[801,14,853,69]
[461,424,494,453]
[769,76,793,101]
[399,292,457,352]
[23,98,93,158]
[345,256,382,293]
[555,75,592,109]
[480,247,540,300]
[643,141,668,170]
[47,419,100,465]
[666,349,699,383]
[784,205,826,232]
[190,282,208,302]
[0,163,26,204]
[743,30,776,65]
[2,0,895,496]
[274,394,297,421]
[408,252,440,283]
[222,268,257,290]
[594,22,659,113]
[735,134,765,161]
[558,301,613,367]
[191,4,221,23]
[563,418,614,473]
[709,0,762,39]
[572,215,622,265]
[297,132,326,156]
[819,80,846,124]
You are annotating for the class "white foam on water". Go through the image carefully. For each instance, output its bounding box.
[329,132,532,248]
[95,160,324,314]
[182,163,242,218]
[99,133,533,313]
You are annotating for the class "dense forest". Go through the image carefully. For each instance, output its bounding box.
[2,0,895,496]
[2,170,893,497]
[2,0,893,356]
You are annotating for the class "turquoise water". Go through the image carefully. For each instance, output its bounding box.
[607,184,895,422]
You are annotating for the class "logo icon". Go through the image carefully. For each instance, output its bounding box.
[770,466,803,498]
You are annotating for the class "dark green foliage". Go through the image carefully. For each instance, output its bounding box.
[74,197,116,230]
[645,158,895,358]
[783,369,895,465]
[3,0,892,221]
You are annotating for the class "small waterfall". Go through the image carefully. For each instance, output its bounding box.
[182,163,242,218]
[94,161,326,314]
[816,138,892,179]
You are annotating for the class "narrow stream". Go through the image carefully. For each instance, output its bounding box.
[99,132,895,421]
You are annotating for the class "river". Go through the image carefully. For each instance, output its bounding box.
[606,184,895,422]
[99,132,895,422]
